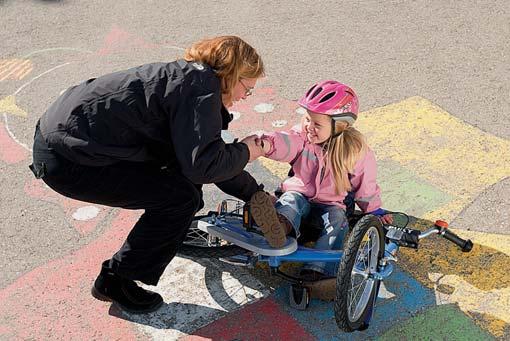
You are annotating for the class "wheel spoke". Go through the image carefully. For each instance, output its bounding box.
[349,278,366,316]
[185,228,210,246]
[351,266,369,278]
[351,279,374,318]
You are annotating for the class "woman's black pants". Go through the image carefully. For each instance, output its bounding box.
[30,128,203,285]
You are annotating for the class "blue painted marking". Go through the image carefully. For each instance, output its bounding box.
[273,265,436,340]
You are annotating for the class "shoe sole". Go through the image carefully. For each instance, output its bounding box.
[250,191,286,248]
[91,286,163,314]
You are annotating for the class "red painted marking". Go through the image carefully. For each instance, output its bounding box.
[0,210,145,340]
[229,87,301,136]
[98,25,157,56]
[182,298,315,341]
[0,122,28,164]
[24,179,109,236]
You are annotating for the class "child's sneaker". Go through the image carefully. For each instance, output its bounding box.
[250,191,287,248]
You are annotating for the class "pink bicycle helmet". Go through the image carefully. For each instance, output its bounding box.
[298,80,359,126]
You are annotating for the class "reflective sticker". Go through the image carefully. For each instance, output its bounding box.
[192,62,204,70]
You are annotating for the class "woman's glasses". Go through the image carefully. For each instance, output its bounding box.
[239,79,253,96]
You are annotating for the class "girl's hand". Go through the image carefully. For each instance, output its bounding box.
[379,214,393,225]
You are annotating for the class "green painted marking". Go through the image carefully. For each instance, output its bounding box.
[377,159,452,217]
[377,305,494,341]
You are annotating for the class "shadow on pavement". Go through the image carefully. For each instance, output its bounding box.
[108,302,224,333]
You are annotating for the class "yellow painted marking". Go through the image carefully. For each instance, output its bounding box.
[0,59,33,81]
[454,229,510,257]
[429,272,509,337]
[259,158,289,181]
[356,96,510,222]
[0,95,28,117]
[0,59,16,71]
[15,61,33,80]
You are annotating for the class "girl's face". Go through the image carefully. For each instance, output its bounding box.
[303,111,332,144]
[223,78,258,107]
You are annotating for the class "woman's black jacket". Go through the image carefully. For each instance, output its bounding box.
[37,59,260,201]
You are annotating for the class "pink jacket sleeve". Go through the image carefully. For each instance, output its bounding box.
[350,148,382,213]
[261,125,306,163]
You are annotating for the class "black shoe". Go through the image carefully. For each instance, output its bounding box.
[91,260,163,314]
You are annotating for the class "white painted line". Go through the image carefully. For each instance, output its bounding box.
[14,62,72,96]
[271,120,287,128]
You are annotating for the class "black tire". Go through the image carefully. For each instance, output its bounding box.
[177,215,247,258]
[334,215,385,332]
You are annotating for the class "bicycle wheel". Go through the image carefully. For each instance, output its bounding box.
[177,215,246,258]
[334,215,385,332]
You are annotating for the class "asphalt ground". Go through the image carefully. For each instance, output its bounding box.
[1,1,509,340]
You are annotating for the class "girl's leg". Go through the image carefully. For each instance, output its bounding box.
[274,191,311,238]
[302,204,348,277]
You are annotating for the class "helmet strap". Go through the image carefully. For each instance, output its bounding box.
[330,119,344,139]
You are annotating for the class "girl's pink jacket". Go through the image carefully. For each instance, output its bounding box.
[261,125,382,213]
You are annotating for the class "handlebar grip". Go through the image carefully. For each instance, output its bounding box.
[441,229,473,252]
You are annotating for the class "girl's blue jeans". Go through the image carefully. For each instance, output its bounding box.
[275,191,348,277]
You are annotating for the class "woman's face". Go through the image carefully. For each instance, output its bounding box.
[223,78,258,107]
[302,111,332,144]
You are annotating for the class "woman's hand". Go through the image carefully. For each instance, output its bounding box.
[241,135,265,161]
[255,137,271,154]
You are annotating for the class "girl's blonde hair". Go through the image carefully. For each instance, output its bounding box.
[326,121,367,194]
[184,36,265,104]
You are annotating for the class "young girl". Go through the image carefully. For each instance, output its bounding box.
[250,80,392,280]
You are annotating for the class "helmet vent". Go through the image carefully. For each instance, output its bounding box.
[306,85,316,97]
[311,87,323,99]
[319,92,336,103]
